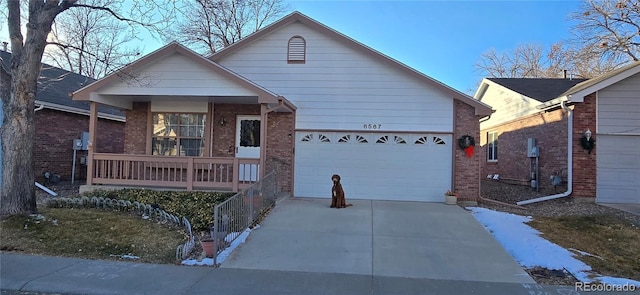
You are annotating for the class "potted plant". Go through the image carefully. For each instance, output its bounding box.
[200,237,215,258]
[444,190,458,205]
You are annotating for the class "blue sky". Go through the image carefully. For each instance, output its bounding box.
[1,0,582,94]
[287,0,582,93]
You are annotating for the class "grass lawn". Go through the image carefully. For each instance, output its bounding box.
[0,208,186,264]
[529,215,640,281]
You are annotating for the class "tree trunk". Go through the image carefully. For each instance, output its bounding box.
[1,59,38,218]
[1,1,63,218]
[0,79,36,217]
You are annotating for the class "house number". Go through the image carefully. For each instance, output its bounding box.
[363,124,382,130]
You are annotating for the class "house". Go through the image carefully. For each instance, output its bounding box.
[0,50,125,183]
[72,11,493,202]
[475,62,640,204]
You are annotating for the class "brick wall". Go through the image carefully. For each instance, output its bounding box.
[265,112,294,193]
[34,108,124,182]
[124,102,148,154]
[212,104,260,157]
[480,109,569,191]
[572,93,597,198]
[453,100,482,202]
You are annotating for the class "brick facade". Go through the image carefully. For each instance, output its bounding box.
[480,109,569,191]
[35,108,124,182]
[122,102,294,193]
[211,104,260,157]
[572,93,597,198]
[265,112,294,194]
[124,102,149,155]
[479,92,598,199]
[453,100,482,202]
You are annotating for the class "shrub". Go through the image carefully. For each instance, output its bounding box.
[78,189,235,231]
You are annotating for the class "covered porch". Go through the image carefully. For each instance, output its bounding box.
[72,42,296,192]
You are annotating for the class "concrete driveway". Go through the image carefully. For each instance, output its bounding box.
[221,198,534,284]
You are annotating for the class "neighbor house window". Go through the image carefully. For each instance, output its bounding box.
[152,113,206,156]
[287,36,306,63]
[487,131,498,161]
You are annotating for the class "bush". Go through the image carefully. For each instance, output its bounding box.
[78,189,235,231]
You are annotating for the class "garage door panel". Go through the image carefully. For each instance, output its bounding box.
[294,131,452,202]
[597,135,640,204]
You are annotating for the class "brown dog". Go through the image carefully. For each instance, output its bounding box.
[330,174,352,208]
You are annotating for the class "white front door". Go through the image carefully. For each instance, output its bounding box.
[236,116,261,181]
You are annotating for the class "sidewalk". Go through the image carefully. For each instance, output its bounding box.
[1,252,617,295]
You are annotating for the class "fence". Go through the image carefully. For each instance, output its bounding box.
[212,171,278,266]
[90,153,259,191]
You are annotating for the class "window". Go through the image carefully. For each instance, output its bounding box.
[288,36,306,63]
[487,131,498,161]
[152,113,206,156]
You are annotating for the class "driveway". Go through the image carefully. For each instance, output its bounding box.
[221,198,534,284]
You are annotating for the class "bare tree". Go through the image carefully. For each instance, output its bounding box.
[476,44,568,78]
[1,0,174,217]
[172,0,289,55]
[476,0,639,79]
[44,0,142,78]
[571,0,640,62]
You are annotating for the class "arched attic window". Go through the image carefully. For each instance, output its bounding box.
[287,36,306,64]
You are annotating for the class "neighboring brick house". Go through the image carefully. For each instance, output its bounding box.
[1,50,125,183]
[72,12,493,203]
[475,62,640,204]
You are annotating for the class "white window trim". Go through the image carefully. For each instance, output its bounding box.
[487,131,498,162]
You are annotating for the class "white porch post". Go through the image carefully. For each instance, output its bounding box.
[86,101,98,185]
[260,104,268,179]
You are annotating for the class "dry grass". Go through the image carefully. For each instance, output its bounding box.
[528,215,640,281]
[0,208,186,264]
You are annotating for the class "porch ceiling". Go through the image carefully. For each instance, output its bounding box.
[88,93,295,112]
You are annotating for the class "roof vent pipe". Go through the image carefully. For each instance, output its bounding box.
[2,42,7,52]
[517,100,573,205]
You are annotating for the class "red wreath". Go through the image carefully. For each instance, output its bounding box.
[458,135,475,158]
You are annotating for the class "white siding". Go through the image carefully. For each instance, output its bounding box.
[99,53,257,97]
[597,73,640,135]
[218,22,454,132]
[477,82,540,130]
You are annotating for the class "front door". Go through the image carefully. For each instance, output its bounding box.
[236,116,260,181]
[236,116,260,158]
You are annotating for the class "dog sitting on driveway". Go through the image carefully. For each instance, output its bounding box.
[330,174,353,208]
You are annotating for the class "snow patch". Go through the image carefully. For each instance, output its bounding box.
[468,207,640,287]
[181,225,258,266]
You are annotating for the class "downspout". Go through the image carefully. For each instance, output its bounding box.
[34,104,44,112]
[517,100,573,205]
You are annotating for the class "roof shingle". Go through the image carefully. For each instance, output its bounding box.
[487,78,587,102]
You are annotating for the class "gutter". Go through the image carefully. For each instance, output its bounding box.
[517,100,573,205]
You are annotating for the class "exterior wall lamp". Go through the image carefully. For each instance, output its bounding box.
[580,128,595,154]
[219,116,226,126]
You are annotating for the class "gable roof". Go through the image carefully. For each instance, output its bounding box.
[486,78,587,103]
[1,50,124,121]
[558,60,640,102]
[72,42,294,110]
[210,11,493,116]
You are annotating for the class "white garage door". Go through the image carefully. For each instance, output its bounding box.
[294,131,452,202]
[597,135,640,204]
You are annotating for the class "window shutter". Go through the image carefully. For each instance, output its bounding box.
[288,36,306,63]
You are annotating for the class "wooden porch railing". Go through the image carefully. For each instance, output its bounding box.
[89,153,260,191]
